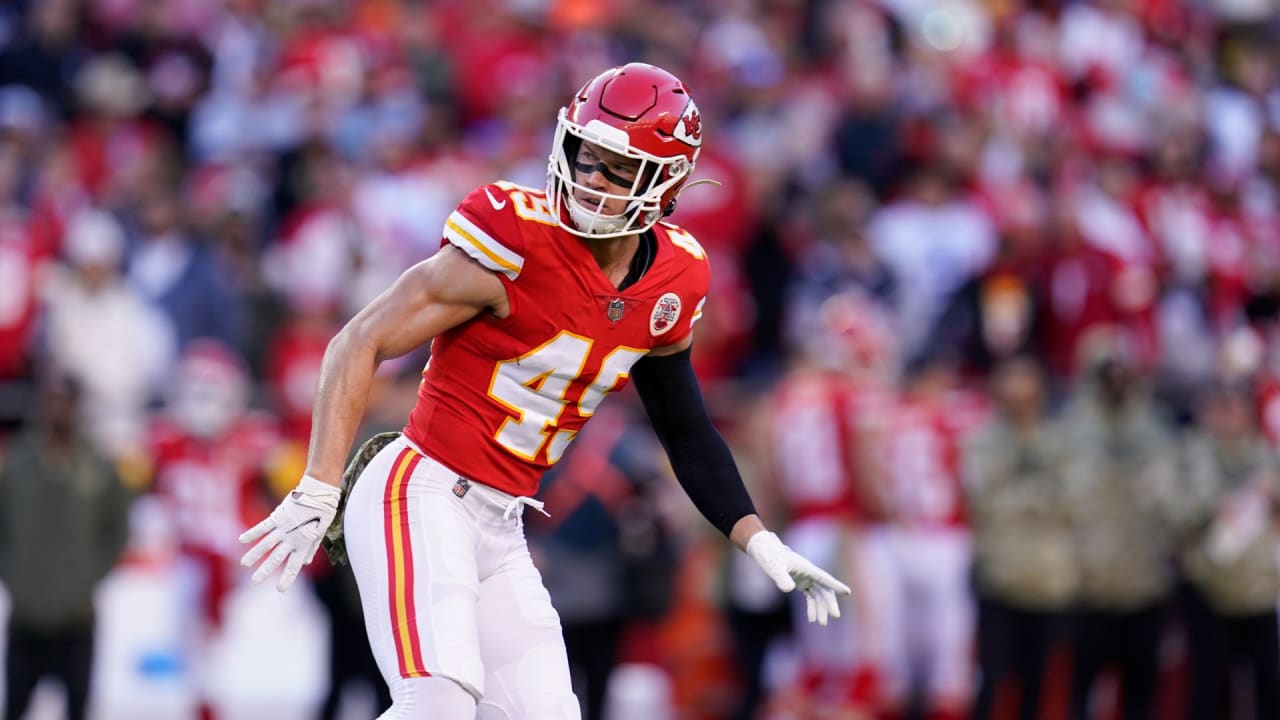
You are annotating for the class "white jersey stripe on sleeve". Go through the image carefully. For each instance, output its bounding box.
[444,211,524,279]
[690,297,707,327]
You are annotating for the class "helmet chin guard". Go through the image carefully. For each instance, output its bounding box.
[547,63,702,239]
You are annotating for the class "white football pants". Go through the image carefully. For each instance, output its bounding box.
[344,435,581,719]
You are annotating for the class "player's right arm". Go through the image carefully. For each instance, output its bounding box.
[240,244,505,591]
[305,244,507,487]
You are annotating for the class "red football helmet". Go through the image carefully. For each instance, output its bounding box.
[548,63,703,238]
[167,338,251,439]
[813,292,897,380]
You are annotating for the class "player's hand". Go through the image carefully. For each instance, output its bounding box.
[239,476,340,591]
[745,531,851,626]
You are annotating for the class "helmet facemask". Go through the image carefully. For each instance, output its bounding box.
[547,108,692,239]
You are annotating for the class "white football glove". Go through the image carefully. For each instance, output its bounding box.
[239,476,341,592]
[745,531,851,626]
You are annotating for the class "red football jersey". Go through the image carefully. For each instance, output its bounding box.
[405,182,711,497]
[148,411,280,556]
[766,370,865,523]
[878,395,971,529]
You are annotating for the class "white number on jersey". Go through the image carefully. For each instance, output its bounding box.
[886,425,958,522]
[495,181,557,226]
[774,401,847,504]
[663,225,706,260]
[488,330,647,463]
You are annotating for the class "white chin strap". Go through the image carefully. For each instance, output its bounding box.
[566,192,639,236]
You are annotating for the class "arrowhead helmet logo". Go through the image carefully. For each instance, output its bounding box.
[681,110,701,140]
[674,100,703,147]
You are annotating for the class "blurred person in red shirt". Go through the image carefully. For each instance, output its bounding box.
[144,338,282,720]
[857,351,987,720]
[63,53,168,209]
[147,339,281,626]
[760,291,899,718]
[1041,195,1127,383]
[0,135,48,385]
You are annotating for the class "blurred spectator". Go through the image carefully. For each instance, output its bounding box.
[931,195,1048,377]
[0,0,85,117]
[64,53,166,208]
[265,299,342,444]
[188,176,280,374]
[828,0,902,194]
[1058,0,1146,87]
[126,179,246,351]
[110,0,213,143]
[867,159,997,361]
[785,179,895,353]
[263,143,362,315]
[1203,33,1275,186]
[0,138,46,384]
[1069,153,1161,367]
[0,369,131,720]
[1178,380,1280,720]
[1041,199,1126,383]
[965,356,1076,720]
[41,207,175,457]
[1062,340,1181,720]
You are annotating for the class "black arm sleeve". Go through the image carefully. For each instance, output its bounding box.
[630,348,756,536]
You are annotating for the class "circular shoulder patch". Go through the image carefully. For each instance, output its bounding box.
[650,292,682,336]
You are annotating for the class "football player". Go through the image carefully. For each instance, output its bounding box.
[763,292,897,716]
[151,339,281,627]
[239,63,851,719]
[858,352,988,720]
[147,339,281,720]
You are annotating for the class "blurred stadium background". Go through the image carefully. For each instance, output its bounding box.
[1,0,1279,718]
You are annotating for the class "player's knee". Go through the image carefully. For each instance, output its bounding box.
[475,701,511,720]
[379,675,478,719]
[476,693,580,720]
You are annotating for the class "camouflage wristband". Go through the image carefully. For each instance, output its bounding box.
[322,431,402,566]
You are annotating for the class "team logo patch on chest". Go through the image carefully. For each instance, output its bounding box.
[650,292,682,336]
[608,297,625,322]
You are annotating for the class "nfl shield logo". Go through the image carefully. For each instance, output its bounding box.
[452,477,471,498]
[608,298,625,322]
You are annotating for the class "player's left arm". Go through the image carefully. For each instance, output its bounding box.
[634,336,852,625]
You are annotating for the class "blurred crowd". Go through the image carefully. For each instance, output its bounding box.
[0,0,1279,718]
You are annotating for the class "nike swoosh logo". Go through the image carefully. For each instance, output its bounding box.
[286,518,322,534]
[484,187,507,210]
